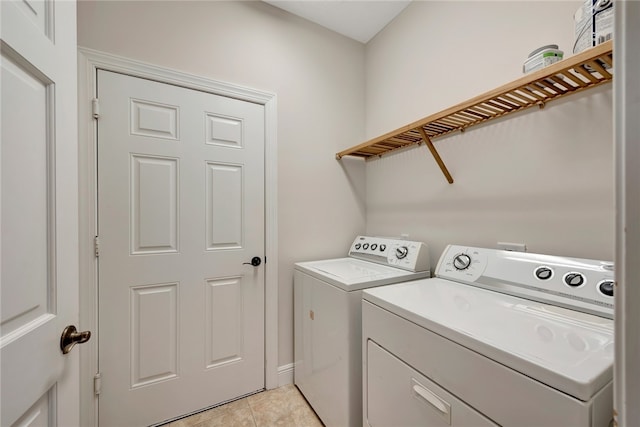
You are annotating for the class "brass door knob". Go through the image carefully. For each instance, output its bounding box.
[60,325,91,354]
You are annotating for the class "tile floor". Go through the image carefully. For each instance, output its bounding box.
[165,385,324,427]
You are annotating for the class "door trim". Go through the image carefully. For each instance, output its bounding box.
[614,2,640,425]
[78,47,278,427]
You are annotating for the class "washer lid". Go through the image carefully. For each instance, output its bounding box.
[363,278,614,401]
[295,258,429,291]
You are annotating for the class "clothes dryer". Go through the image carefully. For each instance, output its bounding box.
[294,236,430,427]
[363,245,614,427]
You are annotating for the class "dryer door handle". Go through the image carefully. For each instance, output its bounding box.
[412,381,451,420]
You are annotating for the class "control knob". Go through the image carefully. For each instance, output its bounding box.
[535,266,553,280]
[564,272,585,287]
[598,280,614,297]
[453,254,472,270]
[396,246,408,259]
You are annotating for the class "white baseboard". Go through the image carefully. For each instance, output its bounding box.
[277,363,294,388]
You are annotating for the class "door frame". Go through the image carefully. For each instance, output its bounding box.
[614,2,640,425]
[77,47,278,427]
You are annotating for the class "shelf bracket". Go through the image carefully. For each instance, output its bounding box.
[417,127,454,184]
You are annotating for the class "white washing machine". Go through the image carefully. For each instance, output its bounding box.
[294,235,431,427]
[363,245,614,427]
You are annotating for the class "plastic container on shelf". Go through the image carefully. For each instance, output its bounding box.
[522,45,564,74]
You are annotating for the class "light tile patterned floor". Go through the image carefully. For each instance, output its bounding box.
[165,385,324,427]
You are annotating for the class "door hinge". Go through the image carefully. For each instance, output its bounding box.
[94,236,100,257]
[92,98,100,119]
[94,373,102,396]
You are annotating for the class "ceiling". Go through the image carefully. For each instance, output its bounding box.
[263,1,411,44]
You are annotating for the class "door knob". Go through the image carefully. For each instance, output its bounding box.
[243,256,262,267]
[60,325,91,354]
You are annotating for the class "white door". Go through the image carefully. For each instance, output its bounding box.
[1,1,79,426]
[97,70,265,426]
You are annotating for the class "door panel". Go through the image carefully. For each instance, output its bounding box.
[130,155,179,254]
[205,276,244,368]
[1,52,51,337]
[206,162,243,249]
[130,98,179,140]
[130,283,179,388]
[13,0,53,40]
[1,0,78,426]
[12,389,54,427]
[97,70,265,426]
[205,113,243,147]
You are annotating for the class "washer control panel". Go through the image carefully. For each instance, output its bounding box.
[349,236,430,273]
[436,245,614,319]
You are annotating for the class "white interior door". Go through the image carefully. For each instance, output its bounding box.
[1,1,79,426]
[97,70,265,426]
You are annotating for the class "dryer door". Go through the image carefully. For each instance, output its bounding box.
[366,340,498,427]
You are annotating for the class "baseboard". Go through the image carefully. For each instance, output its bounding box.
[277,363,294,387]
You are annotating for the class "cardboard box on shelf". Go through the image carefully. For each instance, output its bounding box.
[574,0,614,54]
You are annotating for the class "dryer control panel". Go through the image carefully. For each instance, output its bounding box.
[436,245,614,319]
[349,236,430,273]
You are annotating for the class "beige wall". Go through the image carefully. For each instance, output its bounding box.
[364,1,614,267]
[77,0,367,368]
[78,0,616,371]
